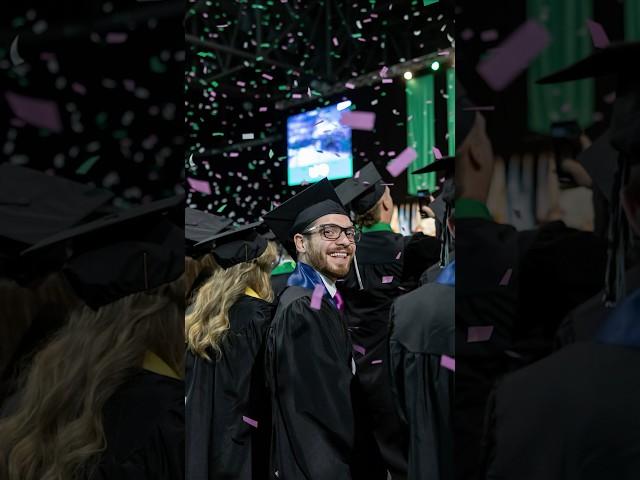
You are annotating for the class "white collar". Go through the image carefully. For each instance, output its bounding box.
[317,271,337,298]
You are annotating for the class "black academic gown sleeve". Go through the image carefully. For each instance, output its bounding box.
[186,296,274,480]
[484,343,640,480]
[267,287,355,480]
[91,370,184,480]
[389,283,454,480]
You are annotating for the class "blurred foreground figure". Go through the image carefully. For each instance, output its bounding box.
[0,196,185,480]
[485,41,640,480]
[389,154,455,480]
[185,222,276,480]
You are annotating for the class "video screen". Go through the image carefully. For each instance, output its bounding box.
[287,101,353,186]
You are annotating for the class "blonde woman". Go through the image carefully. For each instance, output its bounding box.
[0,216,185,480]
[186,223,276,480]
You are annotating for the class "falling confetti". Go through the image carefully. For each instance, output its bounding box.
[242,416,259,428]
[386,147,418,177]
[467,326,494,343]
[440,355,455,371]
[310,284,325,310]
[476,20,550,91]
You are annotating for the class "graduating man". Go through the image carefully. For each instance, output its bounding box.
[484,41,640,480]
[334,163,439,479]
[388,154,455,480]
[263,178,370,480]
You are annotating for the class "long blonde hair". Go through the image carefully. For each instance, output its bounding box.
[186,241,277,360]
[0,278,185,480]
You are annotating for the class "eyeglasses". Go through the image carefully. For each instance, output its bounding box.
[303,224,361,243]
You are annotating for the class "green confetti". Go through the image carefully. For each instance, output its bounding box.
[76,156,100,175]
[217,204,227,212]
[268,149,274,159]
[149,57,167,73]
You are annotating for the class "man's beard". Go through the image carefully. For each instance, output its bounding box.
[305,241,351,280]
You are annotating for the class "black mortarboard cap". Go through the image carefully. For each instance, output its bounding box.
[335,163,386,215]
[0,164,114,282]
[263,178,348,258]
[537,41,640,305]
[0,164,113,248]
[185,207,232,256]
[22,195,184,309]
[199,221,268,269]
[411,156,454,176]
[537,41,640,166]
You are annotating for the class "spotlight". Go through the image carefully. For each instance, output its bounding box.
[431,61,440,71]
[403,71,413,80]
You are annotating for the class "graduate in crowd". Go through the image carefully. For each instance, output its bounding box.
[453,85,521,480]
[388,155,455,480]
[185,222,277,480]
[0,164,114,402]
[0,195,185,480]
[334,163,439,479]
[184,207,231,302]
[263,178,375,480]
[483,40,640,480]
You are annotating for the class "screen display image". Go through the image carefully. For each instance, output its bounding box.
[287,101,353,186]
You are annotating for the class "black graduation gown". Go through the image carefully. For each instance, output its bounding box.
[271,272,292,297]
[91,369,184,480]
[339,230,440,478]
[455,218,519,480]
[555,265,640,348]
[389,282,454,480]
[186,295,275,480]
[483,342,640,480]
[266,285,356,480]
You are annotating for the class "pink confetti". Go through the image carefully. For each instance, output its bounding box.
[371,360,383,365]
[480,29,499,42]
[345,82,356,90]
[461,28,474,40]
[71,83,87,95]
[476,20,550,91]
[229,152,239,157]
[291,93,302,99]
[382,78,393,84]
[339,111,376,131]
[586,19,610,48]
[379,66,388,77]
[5,92,62,132]
[386,147,418,177]
[432,147,442,159]
[259,106,268,112]
[310,284,324,310]
[353,344,366,355]
[332,37,339,47]
[354,170,360,179]
[242,416,258,428]
[105,32,128,44]
[441,355,455,371]
[236,80,246,87]
[467,326,494,343]
[499,268,513,286]
[262,73,273,80]
[187,178,211,195]
[395,251,402,260]
[382,276,394,284]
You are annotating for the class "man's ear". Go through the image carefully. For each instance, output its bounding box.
[293,233,306,254]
